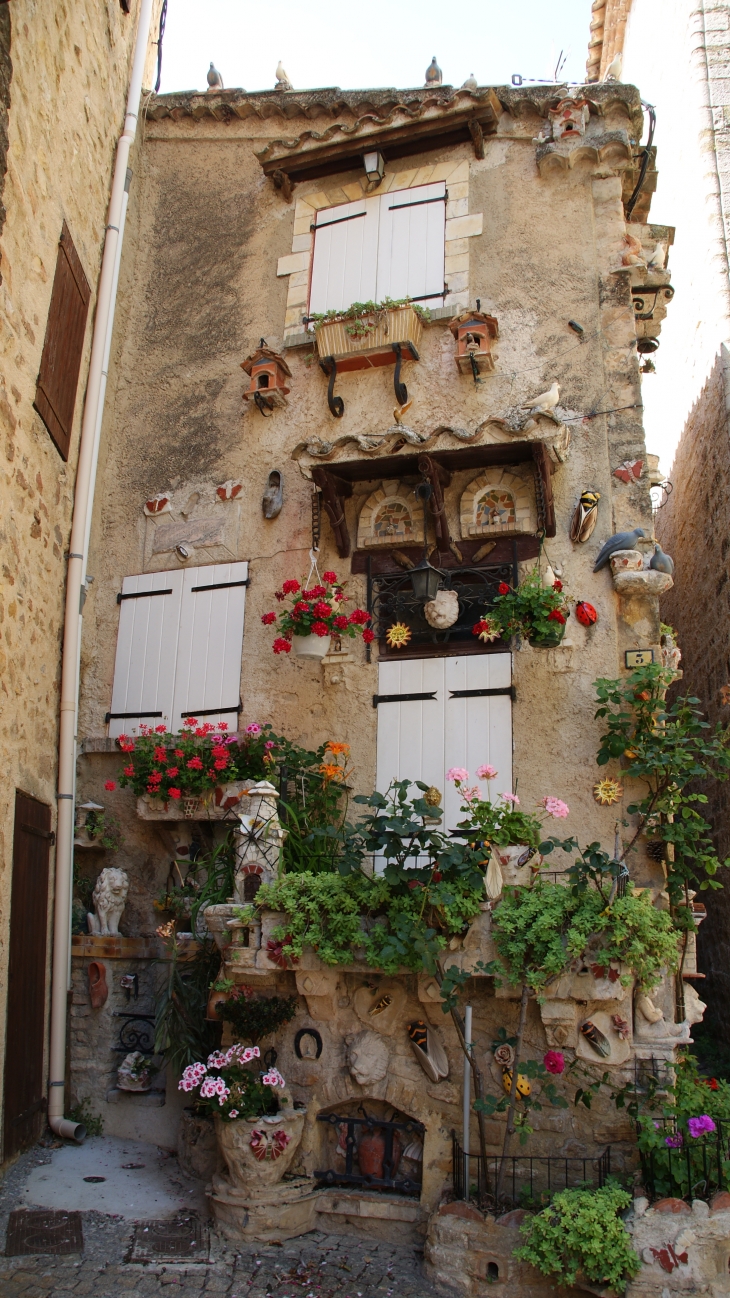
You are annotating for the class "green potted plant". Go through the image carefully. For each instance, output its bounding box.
[262,569,374,660]
[515,1183,640,1293]
[311,297,430,363]
[473,569,570,648]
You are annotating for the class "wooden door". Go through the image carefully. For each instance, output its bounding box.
[3,792,52,1159]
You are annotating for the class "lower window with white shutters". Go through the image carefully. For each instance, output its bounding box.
[106,562,248,737]
[375,653,513,835]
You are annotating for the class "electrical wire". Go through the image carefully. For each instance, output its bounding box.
[153,0,167,95]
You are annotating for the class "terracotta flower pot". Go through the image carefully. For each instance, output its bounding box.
[292,633,331,659]
[215,1109,305,1188]
[357,1128,402,1180]
[206,985,228,1022]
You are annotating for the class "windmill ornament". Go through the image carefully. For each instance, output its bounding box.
[234,781,285,891]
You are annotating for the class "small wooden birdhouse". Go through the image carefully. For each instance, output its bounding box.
[241,342,292,413]
[449,311,499,378]
[548,97,590,142]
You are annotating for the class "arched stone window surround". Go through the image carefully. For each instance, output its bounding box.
[357,480,425,549]
[459,468,536,538]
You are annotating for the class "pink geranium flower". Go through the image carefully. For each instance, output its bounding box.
[477,765,498,780]
[501,792,520,805]
[542,796,570,819]
[446,767,469,783]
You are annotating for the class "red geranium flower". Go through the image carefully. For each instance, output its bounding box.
[155,724,167,733]
[313,601,332,618]
[154,746,167,761]
[553,579,563,592]
[431,870,442,883]
[184,718,198,727]
[214,759,228,771]
[282,579,300,595]
[323,571,337,583]
[273,637,292,654]
[187,756,204,770]
[349,609,370,625]
[498,582,510,595]
[362,629,375,643]
[123,765,134,777]
[333,615,349,630]
[261,611,276,625]
[548,609,566,624]
[149,769,162,782]
[168,788,181,799]
[217,722,229,731]
[166,766,178,777]
[174,749,184,758]
[706,1078,719,1090]
[119,741,135,753]
[309,585,326,598]
[311,620,329,637]
[293,601,310,616]
[334,591,346,602]
[104,780,116,791]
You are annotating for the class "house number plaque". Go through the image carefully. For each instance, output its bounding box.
[624,649,656,668]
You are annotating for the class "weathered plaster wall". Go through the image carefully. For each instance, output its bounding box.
[656,349,730,1037]
[75,87,668,1147]
[0,0,161,1146]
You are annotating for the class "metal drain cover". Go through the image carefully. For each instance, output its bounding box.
[6,1209,83,1256]
[128,1214,209,1263]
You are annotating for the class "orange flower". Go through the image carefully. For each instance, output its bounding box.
[319,763,342,781]
[326,741,350,755]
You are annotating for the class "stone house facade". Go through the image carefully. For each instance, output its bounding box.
[0,0,161,1163]
[63,69,712,1277]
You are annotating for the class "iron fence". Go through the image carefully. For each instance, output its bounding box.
[452,1133,611,1209]
[639,1117,730,1202]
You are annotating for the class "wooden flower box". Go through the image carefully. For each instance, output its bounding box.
[314,304,423,372]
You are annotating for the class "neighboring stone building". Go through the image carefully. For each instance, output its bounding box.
[0,0,161,1162]
[593,2,730,1037]
[64,66,713,1279]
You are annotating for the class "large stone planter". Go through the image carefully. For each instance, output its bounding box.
[215,1109,306,1188]
[136,781,257,822]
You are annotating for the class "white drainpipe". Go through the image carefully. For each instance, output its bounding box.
[48,0,155,1142]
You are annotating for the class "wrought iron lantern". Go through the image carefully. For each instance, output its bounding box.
[410,481,442,602]
[362,150,385,190]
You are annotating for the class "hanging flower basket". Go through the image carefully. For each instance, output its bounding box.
[263,567,374,658]
[528,622,567,648]
[292,632,331,659]
[472,568,571,649]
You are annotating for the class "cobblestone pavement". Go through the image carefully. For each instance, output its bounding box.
[0,1146,445,1298]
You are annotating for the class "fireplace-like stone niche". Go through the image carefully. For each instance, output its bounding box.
[314,1099,425,1197]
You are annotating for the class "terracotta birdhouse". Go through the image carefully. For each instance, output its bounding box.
[241,342,292,414]
[449,311,499,377]
[548,97,590,142]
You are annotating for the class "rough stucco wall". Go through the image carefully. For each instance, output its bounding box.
[656,349,730,1036]
[70,92,672,1154]
[0,0,161,1145]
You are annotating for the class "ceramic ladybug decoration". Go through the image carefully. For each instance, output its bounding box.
[575,601,598,627]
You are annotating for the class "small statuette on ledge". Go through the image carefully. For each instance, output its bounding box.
[87,867,129,937]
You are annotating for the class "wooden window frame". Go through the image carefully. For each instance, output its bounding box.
[33,222,91,461]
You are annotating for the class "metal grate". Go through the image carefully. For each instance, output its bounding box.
[367,561,516,653]
[127,1214,209,1263]
[315,1113,425,1196]
[6,1209,83,1256]
[452,1133,611,1209]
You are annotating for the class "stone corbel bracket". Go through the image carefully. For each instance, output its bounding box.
[296,969,339,1020]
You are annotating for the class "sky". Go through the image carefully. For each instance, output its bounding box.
[157,0,593,96]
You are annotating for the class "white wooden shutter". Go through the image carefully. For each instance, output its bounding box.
[108,562,248,737]
[376,182,446,306]
[309,197,379,315]
[172,561,248,732]
[375,653,512,833]
[107,570,185,738]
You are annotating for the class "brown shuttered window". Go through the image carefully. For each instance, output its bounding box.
[33,221,91,461]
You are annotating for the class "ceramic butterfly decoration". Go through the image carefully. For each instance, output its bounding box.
[249,1128,291,1161]
[612,460,644,485]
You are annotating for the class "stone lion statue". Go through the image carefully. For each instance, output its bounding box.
[424,589,459,629]
[88,867,129,937]
[345,1030,389,1087]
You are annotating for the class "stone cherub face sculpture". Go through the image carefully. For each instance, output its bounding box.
[88,867,129,937]
[345,1030,389,1087]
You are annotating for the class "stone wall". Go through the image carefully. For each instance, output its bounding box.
[0,0,161,1154]
[656,348,730,1038]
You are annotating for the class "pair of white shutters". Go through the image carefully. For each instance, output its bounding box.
[107,562,248,737]
[309,182,446,316]
[375,654,513,834]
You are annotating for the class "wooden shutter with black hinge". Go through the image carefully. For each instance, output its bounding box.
[33,221,91,461]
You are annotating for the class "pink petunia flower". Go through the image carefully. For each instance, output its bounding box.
[446,767,469,783]
[542,796,570,819]
[477,765,498,780]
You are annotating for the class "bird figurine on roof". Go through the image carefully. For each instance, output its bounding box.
[647,242,666,271]
[425,57,442,87]
[593,527,646,572]
[206,62,224,92]
[649,543,674,576]
[603,51,623,81]
[521,381,560,417]
[275,61,292,91]
[462,72,478,92]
